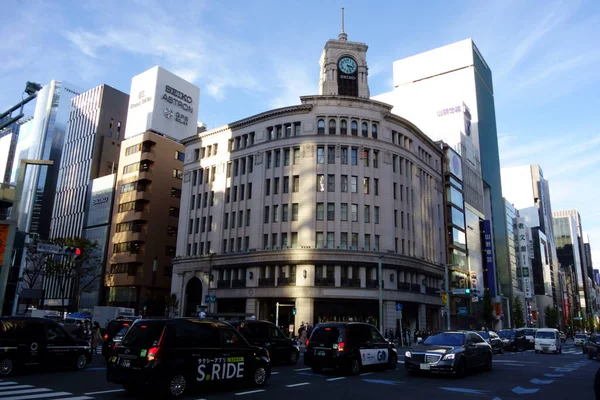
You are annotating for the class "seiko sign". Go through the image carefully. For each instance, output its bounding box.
[162,85,193,113]
[130,90,152,110]
[340,75,356,80]
[92,196,110,206]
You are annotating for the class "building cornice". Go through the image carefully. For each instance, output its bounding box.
[383,113,444,156]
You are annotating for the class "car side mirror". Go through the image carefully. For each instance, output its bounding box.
[466,341,475,347]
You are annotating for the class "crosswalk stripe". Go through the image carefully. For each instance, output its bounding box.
[0,389,51,397]
[0,391,71,400]
[53,397,93,400]
[0,387,33,392]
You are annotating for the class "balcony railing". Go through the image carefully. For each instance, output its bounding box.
[217,280,230,289]
[315,277,335,287]
[341,278,361,288]
[258,278,275,287]
[398,282,411,291]
[366,279,382,289]
[232,279,246,288]
[410,283,422,293]
[277,277,296,286]
[425,286,439,295]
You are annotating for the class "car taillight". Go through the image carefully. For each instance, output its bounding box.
[147,347,160,361]
[305,340,309,346]
[338,342,345,352]
[104,334,108,339]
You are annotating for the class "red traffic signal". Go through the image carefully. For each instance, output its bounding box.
[75,248,81,256]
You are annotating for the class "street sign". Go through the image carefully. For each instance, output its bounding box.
[37,243,62,254]
[452,288,471,295]
[458,307,468,315]
[396,303,403,311]
[204,295,216,303]
[441,293,447,305]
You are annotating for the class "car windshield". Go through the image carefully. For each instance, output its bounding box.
[423,333,465,346]
[115,326,129,337]
[576,334,587,339]
[121,321,165,348]
[476,331,490,339]
[536,331,555,339]
[523,329,536,336]
[310,327,342,346]
[498,331,515,339]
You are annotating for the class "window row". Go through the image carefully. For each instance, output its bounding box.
[228,132,256,152]
[391,130,413,150]
[315,232,380,251]
[188,215,214,234]
[225,183,253,203]
[190,165,219,186]
[265,176,298,195]
[315,203,380,223]
[262,232,299,249]
[263,204,299,223]
[265,148,300,169]
[123,161,151,175]
[316,146,379,167]
[221,236,251,253]
[186,241,212,257]
[125,140,154,156]
[193,144,219,161]
[226,156,255,178]
[120,180,149,193]
[316,175,379,195]
[189,191,216,209]
[317,119,378,139]
[222,209,252,230]
[266,122,301,141]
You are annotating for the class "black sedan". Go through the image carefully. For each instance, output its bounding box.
[404,331,493,378]
[476,331,503,354]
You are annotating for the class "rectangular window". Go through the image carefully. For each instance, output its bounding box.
[316,203,324,220]
[201,217,206,233]
[364,234,371,251]
[293,176,299,192]
[327,146,335,164]
[327,203,335,221]
[272,233,277,248]
[266,151,272,169]
[231,211,236,228]
[341,175,348,192]
[273,205,279,222]
[351,176,357,193]
[363,149,369,167]
[173,169,183,179]
[284,149,290,166]
[248,182,252,199]
[263,234,268,249]
[241,158,246,175]
[317,175,325,192]
[223,213,229,230]
[190,195,195,209]
[327,174,335,192]
[294,123,301,136]
[393,183,397,200]
[351,148,358,165]
[364,177,370,194]
[292,203,299,221]
[285,124,292,137]
[210,191,215,206]
[120,182,136,193]
[238,211,243,227]
[208,216,213,232]
[188,219,193,234]
[281,233,288,248]
[232,186,238,202]
[275,150,281,167]
[341,203,348,221]
[197,195,201,209]
[192,170,197,186]
[326,232,334,249]
[264,206,269,223]
[282,204,289,222]
[351,233,358,249]
[316,232,324,249]
[374,235,380,251]
[351,204,358,222]
[374,206,380,224]
[317,146,325,164]
[240,184,245,200]
[233,160,239,176]
[274,177,280,195]
[340,233,348,249]
[123,162,140,174]
[374,178,379,195]
[293,148,300,165]
[373,151,379,168]
[246,209,251,226]
[265,179,271,196]
[195,217,199,234]
[226,162,232,178]
[291,232,298,248]
[283,176,289,194]
[248,156,254,173]
[364,205,370,223]
[341,147,348,164]
[175,150,185,162]
[169,207,179,217]
[225,187,231,203]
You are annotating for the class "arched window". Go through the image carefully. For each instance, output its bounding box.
[340,119,348,135]
[372,123,378,139]
[317,119,325,135]
[329,119,336,135]
[351,121,358,136]
[361,122,368,137]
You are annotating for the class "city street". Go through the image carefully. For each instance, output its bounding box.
[0,342,596,400]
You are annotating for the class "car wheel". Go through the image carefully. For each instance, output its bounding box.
[389,353,398,370]
[167,374,187,398]
[350,358,362,375]
[253,365,267,387]
[455,358,467,378]
[289,350,299,365]
[74,353,87,370]
[0,358,14,376]
[311,365,323,374]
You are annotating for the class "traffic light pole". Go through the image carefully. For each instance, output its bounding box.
[445,264,451,330]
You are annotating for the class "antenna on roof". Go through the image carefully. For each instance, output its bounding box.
[160,51,165,66]
[339,7,348,41]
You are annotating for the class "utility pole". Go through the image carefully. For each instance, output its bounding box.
[378,256,384,333]
[0,82,42,131]
[443,263,458,331]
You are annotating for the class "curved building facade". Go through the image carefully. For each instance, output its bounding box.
[172,33,447,333]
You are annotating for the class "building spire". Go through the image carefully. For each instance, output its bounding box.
[339,7,348,41]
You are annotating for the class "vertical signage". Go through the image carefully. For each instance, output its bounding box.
[480,220,497,298]
[517,220,534,300]
[0,224,9,265]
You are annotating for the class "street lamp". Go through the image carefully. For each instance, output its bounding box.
[0,81,43,131]
[378,255,384,333]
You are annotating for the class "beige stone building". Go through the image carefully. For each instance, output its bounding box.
[172,31,446,333]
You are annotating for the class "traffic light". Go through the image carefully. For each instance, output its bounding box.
[63,247,82,258]
[292,307,296,315]
[465,288,471,294]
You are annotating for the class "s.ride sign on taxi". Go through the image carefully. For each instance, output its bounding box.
[197,357,245,381]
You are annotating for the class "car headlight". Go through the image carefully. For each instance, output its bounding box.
[405,351,411,358]
[442,353,455,361]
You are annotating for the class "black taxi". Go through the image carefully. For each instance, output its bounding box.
[304,322,397,375]
[0,316,92,376]
[106,318,271,398]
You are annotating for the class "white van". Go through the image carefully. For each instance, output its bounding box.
[535,328,562,354]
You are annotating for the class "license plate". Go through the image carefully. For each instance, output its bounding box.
[317,351,326,356]
[110,356,117,363]
[543,347,549,352]
[120,359,131,368]
[420,363,430,370]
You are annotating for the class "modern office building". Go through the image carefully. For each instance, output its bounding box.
[172,30,446,333]
[501,165,561,324]
[50,84,129,239]
[553,212,587,321]
[373,38,507,322]
[104,66,198,314]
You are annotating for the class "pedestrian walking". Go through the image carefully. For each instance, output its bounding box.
[92,322,103,355]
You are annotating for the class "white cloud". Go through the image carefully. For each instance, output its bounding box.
[268,62,317,109]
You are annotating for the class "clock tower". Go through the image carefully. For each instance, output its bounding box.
[319,9,369,98]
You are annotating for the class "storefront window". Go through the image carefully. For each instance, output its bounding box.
[446,185,464,209]
[450,206,465,229]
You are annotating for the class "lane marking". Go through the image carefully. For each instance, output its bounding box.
[439,387,488,395]
[492,360,540,364]
[0,388,52,396]
[0,392,72,400]
[235,389,266,396]
[86,367,107,371]
[0,386,34,392]
[286,382,310,388]
[512,386,539,395]
[362,379,404,385]
[360,372,374,376]
[84,389,126,395]
[504,363,525,367]
[294,367,311,372]
[296,372,313,376]
[326,377,346,381]
[530,378,553,385]
[271,372,280,375]
[544,373,564,377]
[55,397,94,400]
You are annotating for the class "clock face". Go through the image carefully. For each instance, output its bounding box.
[338,57,357,74]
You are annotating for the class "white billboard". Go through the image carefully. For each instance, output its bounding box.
[125,66,200,141]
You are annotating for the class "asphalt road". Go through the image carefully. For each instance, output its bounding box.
[1,342,596,400]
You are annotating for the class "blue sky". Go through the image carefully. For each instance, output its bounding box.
[1,0,599,267]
